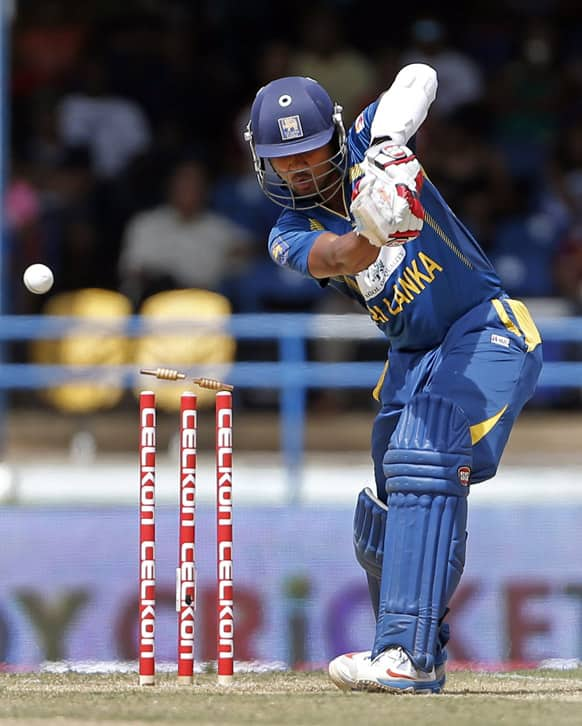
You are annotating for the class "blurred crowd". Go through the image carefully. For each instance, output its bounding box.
[7,0,582,319]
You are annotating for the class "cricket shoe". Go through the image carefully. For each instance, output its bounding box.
[328,647,444,694]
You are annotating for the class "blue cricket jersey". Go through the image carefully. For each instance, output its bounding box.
[268,100,504,352]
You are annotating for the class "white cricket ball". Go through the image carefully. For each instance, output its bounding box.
[23,263,54,294]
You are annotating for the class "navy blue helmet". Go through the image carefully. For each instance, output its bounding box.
[244,76,347,209]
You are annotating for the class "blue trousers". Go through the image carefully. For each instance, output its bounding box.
[371,297,543,500]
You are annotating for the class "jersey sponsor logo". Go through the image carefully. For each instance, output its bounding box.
[457,466,471,486]
[365,251,444,322]
[270,236,290,266]
[356,246,406,300]
[278,115,303,141]
[354,112,365,134]
[491,333,510,348]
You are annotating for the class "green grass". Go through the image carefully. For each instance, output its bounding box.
[1,669,582,725]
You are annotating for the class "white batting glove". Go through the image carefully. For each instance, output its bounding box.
[350,144,425,247]
[351,177,424,247]
[364,142,423,190]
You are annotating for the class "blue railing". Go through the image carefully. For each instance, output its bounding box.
[0,313,580,501]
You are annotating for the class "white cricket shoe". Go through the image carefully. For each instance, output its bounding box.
[328,650,373,691]
[328,647,444,694]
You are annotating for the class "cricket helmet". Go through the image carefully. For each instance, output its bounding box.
[244,76,347,209]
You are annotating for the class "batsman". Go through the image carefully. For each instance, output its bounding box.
[244,64,542,693]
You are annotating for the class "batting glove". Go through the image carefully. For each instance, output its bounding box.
[364,142,424,190]
[350,143,425,248]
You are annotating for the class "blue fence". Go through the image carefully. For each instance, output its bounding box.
[0,313,580,500]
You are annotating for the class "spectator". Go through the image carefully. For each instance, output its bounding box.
[117,158,252,309]
[12,3,87,93]
[57,55,152,180]
[543,117,582,235]
[289,6,377,125]
[25,91,66,171]
[40,145,102,291]
[400,18,484,119]
[419,107,514,246]
[488,18,562,179]
[5,162,44,314]
[7,145,103,306]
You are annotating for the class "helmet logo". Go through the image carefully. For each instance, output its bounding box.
[278,94,292,107]
[278,115,303,141]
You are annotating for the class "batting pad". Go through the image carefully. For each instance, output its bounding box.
[353,487,387,582]
[372,393,471,671]
[353,487,388,619]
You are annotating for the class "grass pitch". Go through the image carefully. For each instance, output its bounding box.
[1,669,582,725]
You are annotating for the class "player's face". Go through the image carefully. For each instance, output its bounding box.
[270,144,338,198]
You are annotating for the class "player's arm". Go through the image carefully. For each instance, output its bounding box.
[343,66,436,250]
[307,230,379,278]
[370,63,437,147]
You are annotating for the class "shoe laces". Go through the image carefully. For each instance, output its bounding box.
[390,646,410,668]
[372,646,409,667]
